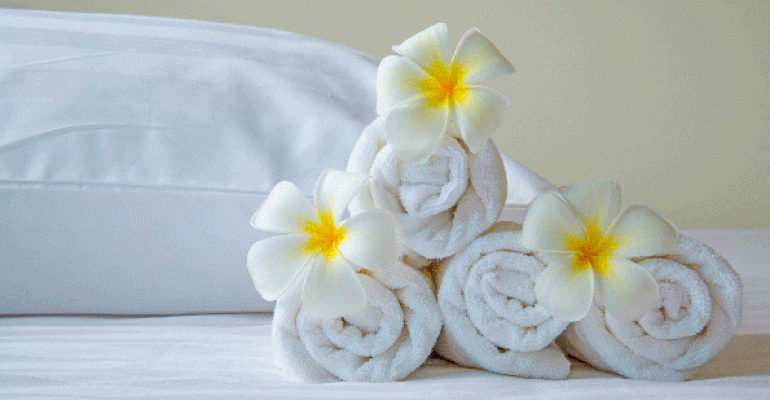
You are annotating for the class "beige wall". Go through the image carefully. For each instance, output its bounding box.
[3,0,768,229]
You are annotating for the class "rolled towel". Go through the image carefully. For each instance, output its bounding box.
[435,223,571,379]
[348,116,507,259]
[272,259,442,382]
[557,235,743,381]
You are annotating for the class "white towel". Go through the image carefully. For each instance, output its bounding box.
[272,259,442,382]
[435,223,571,379]
[557,235,743,381]
[347,116,507,259]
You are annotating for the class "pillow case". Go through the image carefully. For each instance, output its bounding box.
[0,10,378,314]
[0,10,549,315]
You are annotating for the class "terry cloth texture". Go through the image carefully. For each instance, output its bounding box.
[557,235,743,381]
[347,116,506,259]
[435,223,571,379]
[272,260,442,382]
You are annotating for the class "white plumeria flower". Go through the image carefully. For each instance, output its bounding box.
[521,179,679,322]
[377,23,514,164]
[247,169,399,319]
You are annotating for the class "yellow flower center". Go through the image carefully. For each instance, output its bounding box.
[419,60,467,109]
[303,212,346,260]
[566,222,618,276]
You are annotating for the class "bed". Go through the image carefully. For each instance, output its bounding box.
[1,9,768,399]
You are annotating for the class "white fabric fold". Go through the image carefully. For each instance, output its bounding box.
[0,9,380,314]
[435,223,571,379]
[557,235,743,381]
[497,152,558,224]
[348,116,507,259]
[272,260,442,382]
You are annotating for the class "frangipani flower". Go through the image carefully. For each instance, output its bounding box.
[377,23,514,164]
[248,169,399,319]
[521,179,679,322]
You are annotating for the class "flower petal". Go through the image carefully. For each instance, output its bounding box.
[452,28,514,85]
[376,55,432,115]
[247,234,312,300]
[339,210,399,271]
[315,169,368,223]
[609,204,679,259]
[301,254,368,319]
[453,86,510,153]
[384,97,449,164]
[559,179,621,233]
[521,192,584,253]
[251,181,316,233]
[392,22,452,71]
[535,256,595,322]
[596,258,660,321]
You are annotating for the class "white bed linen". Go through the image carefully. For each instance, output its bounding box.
[0,9,379,314]
[2,229,768,399]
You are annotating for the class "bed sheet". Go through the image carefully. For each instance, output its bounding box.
[2,229,768,399]
[1,316,768,399]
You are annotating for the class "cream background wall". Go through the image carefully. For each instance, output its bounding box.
[2,0,767,230]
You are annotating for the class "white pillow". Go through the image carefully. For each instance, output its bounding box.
[0,10,378,313]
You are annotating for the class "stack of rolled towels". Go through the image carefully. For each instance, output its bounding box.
[256,23,743,383]
[342,119,744,381]
[269,111,743,382]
